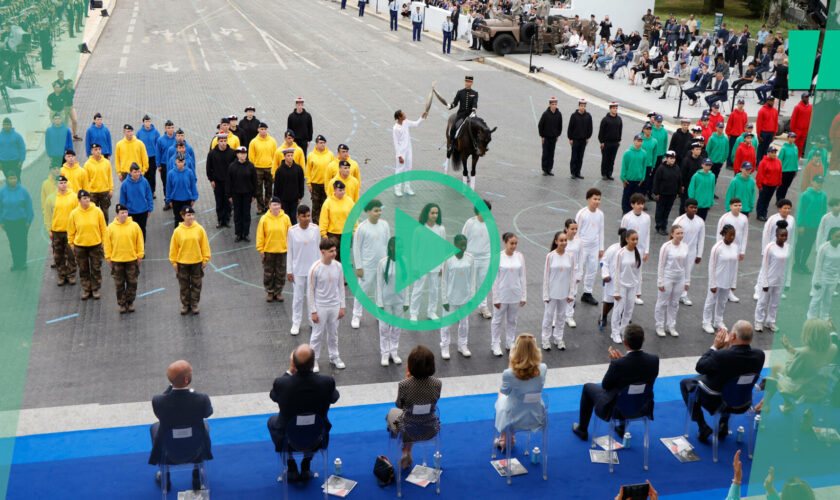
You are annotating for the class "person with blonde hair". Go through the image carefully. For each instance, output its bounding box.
[493,334,547,451]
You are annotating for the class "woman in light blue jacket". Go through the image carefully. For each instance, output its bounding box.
[493,334,547,450]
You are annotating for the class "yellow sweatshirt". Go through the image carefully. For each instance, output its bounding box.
[320,195,356,237]
[114,137,149,174]
[325,157,361,185]
[41,175,57,209]
[104,217,145,262]
[169,222,211,265]
[67,204,107,246]
[51,190,79,232]
[41,176,57,230]
[326,173,360,202]
[211,134,240,151]
[60,163,88,193]
[306,148,336,186]
[256,210,292,253]
[84,156,114,193]
[248,134,278,169]
[271,142,305,177]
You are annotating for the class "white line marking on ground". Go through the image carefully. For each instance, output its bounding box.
[457,64,470,70]
[122,45,130,55]
[295,53,321,69]
[426,51,448,62]
[125,34,133,43]
[119,57,128,68]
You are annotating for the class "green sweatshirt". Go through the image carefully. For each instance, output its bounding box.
[729,133,759,162]
[725,174,756,213]
[620,146,647,181]
[706,133,730,164]
[688,170,716,208]
[798,187,828,228]
[651,126,668,157]
[641,136,658,168]
[777,142,799,172]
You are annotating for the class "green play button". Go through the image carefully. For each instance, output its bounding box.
[394,207,460,294]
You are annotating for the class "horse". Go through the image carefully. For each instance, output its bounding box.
[445,113,496,189]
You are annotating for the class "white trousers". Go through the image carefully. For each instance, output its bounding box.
[755,285,782,324]
[379,304,402,356]
[310,305,340,360]
[542,299,570,343]
[808,285,835,320]
[292,275,313,326]
[703,288,729,326]
[352,266,376,319]
[580,245,600,294]
[490,302,519,348]
[635,260,645,296]
[440,308,469,348]
[395,150,412,191]
[475,258,489,309]
[681,250,697,298]
[611,285,637,338]
[566,281,578,319]
[410,272,440,317]
[654,280,683,328]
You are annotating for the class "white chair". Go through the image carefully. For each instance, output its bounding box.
[490,392,549,484]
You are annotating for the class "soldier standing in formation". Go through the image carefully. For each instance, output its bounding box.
[169,206,211,315]
[68,190,107,300]
[598,102,623,180]
[567,99,593,180]
[538,97,562,176]
[104,204,144,313]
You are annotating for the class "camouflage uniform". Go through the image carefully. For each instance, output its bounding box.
[310,184,327,225]
[52,231,77,282]
[75,244,103,292]
[111,261,140,306]
[177,263,204,307]
[263,252,287,296]
[534,23,546,54]
[90,192,111,224]
[586,20,597,44]
[642,14,655,38]
[571,19,582,35]
[550,23,562,54]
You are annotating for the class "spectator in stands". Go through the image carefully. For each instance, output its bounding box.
[607,44,632,79]
[387,345,442,468]
[713,53,729,77]
[595,40,615,71]
[628,51,650,86]
[571,323,659,441]
[731,62,756,98]
[492,333,546,450]
[683,66,713,107]
[643,59,668,90]
[680,320,764,442]
[771,57,789,111]
[755,73,776,104]
[705,72,729,109]
[558,29,580,60]
[148,360,213,490]
[612,28,625,47]
[654,60,689,100]
[268,344,340,482]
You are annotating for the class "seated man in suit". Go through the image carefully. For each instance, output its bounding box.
[705,72,729,109]
[149,360,213,490]
[571,324,660,440]
[684,66,713,106]
[681,320,765,442]
[268,344,340,482]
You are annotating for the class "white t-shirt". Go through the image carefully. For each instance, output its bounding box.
[621,211,651,257]
[492,251,527,304]
[542,250,575,301]
[441,253,476,306]
[575,207,604,250]
[462,216,491,261]
[307,259,346,313]
[287,223,321,276]
[353,219,391,271]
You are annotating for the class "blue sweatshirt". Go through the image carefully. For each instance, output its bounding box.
[165,166,199,203]
[164,142,196,173]
[45,124,73,158]
[85,123,113,156]
[119,175,154,214]
[155,132,176,165]
[0,128,26,163]
[136,124,161,159]
[0,184,34,223]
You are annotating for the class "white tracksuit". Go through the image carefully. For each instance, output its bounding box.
[655,240,688,329]
[462,216,492,310]
[808,242,840,320]
[410,223,446,318]
[565,237,582,319]
[754,214,795,295]
[703,241,739,327]
[392,117,423,191]
[287,223,322,326]
[353,219,391,319]
[673,213,705,299]
[611,247,641,339]
[308,259,346,360]
[755,242,790,325]
[541,250,576,344]
[491,250,526,349]
[575,207,605,294]
[621,211,651,296]
[600,242,621,304]
[816,212,840,250]
[716,212,748,289]
[376,256,409,357]
[439,253,476,349]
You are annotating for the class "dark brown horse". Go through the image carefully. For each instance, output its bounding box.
[446,114,496,189]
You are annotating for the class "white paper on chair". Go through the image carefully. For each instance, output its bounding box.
[594,435,624,451]
[490,458,528,476]
[296,415,315,425]
[589,449,619,464]
[523,393,542,403]
[413,404,431,415]
[172,427,192,439]
[660,436,700,463]
[321,475,357,497]
[177,490,209,500]
[628,384,646,394]
[406,465,442,486]
[738,374,755,384]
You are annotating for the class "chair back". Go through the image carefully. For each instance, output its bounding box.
[160,422,208,465]
[720,373,759,414]
[399,404,439,442]
[613,383,654,420]
[284,413,328,453]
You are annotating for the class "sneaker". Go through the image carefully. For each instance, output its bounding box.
[441,346,450,360]
[480,306,492,319]
[290,323,300,335]
[634,297,644,305]
[565,317,577,328]
[181,305,190,315]
[728,291,740,303]
[330,357,346,369]
[410,314,418,322]
[542,341,552,351]
[119,305,127,314]
[81,290,91,300]
[404,184,415,195]
[611,333,623,343]
[313,363,320,373]
[266,293,275,302]
[492,344,503,357]
[427,312,439,320]
[381,354,389,367]
[702,323,714,334]
[754,322,763,332]
[394,186,403,197]
[351,316,360,329]
[768,323,777,332]
[669,328,679,337]
[656,327,666,337]
[191,305,200,314]
[555,339,566,350]
[391,353,402,364]
[458,346,471,357]
[57,277,66,286]
[680,296,693,306]
[127,304,136,313]
[753,292,760,301]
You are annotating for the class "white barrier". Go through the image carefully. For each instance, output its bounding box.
[549,0,654,36]
[371,0,472,39]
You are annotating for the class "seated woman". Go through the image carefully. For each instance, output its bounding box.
[386,345,443,469]
[493,334,547,451]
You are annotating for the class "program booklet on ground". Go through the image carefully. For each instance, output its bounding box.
[661,436,701,463]
[406,465,441,486]
[589,449,619,464]
[594,435,625,451]
[177,490,209,500]
[491,458,528,476]
[321,475,357,497]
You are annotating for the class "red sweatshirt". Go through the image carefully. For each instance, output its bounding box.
[756,157,782,189]
[734,143,757,174]
[725,109,748,138]
[756,104,779,135]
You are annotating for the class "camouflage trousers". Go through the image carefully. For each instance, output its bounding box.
[310,183,326,225]
[91,191,111,223]
[111,261,139,306]
[255,168,273,212]
[52,231,76,280]
[75,244,103,292]
[177,263,204,307]
[263,252,287,295]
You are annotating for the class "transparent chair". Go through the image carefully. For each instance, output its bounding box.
[156,422,210,499]
[388,404,442,498]
[590,383,654,473]
[277,413,329,500]
[683,373,760,462]
[490,392,548,484]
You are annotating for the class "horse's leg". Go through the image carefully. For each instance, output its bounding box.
[469,156,477,189]
[461,154,469,185]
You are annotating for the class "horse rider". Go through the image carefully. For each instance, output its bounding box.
[447,75,479,158]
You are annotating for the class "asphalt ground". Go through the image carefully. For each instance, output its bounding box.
[21,0,783,409]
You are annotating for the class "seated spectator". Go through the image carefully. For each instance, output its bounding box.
[387,345,442,469]
[684,67,714,106]
[268,344,340,482]
[680,320,765,443]
[612,28,625,47]
[558,29,580,59]
[755,74,776,104]
[731,61,757,97]
[705,72,729,109]
[607,44,633,79]
[692,34,712,57]
[148,360,213,490]
[572,324,660,441]
[493,334,547,451]
[754,47,772,78]
[643,59,669,90]
[596,41,616,71]
[713,53,730,76]
[654,60,689,99]
[626,31,641,50]
[628,52,651,85]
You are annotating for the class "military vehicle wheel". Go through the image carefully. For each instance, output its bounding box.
[492,33,515,55]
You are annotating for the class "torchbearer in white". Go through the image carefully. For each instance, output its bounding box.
[702,224,740,333]
[599,228,627,330]
[575,188,604,306]
[286,205,321,335]
[673,199,705,306]
[352,199,390,328]
[563,218,582,328]
[307,237,346,372]
[754,221,790,332]
[753,199,795,300]
[620,193,651,305]
[410,203,446,321]
[808,228,840,321]
[462,200,493,318]
[491,232,526,356]
[611,230,642,344]
[716,198,749,303]
[392,109,427,197]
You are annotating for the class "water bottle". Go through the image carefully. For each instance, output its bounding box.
[736,426,744,443]
[433,451,442,469]
[623,432,631,449]
[754,414,761,431]
[530,447,541,465]
[334,458,342,477]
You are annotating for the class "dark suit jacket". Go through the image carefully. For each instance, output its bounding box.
[149,386,213,464]
[269,372,340,430]
[597,350,660,417]
[696,344,765,392]
[711,79,729,100]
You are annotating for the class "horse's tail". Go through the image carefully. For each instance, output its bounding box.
[450,146,461,171]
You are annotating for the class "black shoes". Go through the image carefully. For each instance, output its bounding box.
[572,422,589,441]
[542,171,554,176]
[286,459,301,482]
[697,423,713,443]
[192,467,202,491]
[581,293,598,306]
[570,174,584,180]
[163,204,171,211]
[757,215,767,222]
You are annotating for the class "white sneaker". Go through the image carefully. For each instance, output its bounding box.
[768,323,777,332]
[427,312,439,320]
[656,327,666,337]
[611,333,623,344]
[410,314,418,322]
[681,296,693,306]
[754,322,763,332]
[702,323,715,334]
[441,346,450,360]
[555,339,566,350]
[404,183,415,195]
[542,341,552,351]
[728,291,740,303]
[394,186,403,197]
[351,316,361,329]
[391,353,403,364]
[634,297,644,305]
[381,354,390,367]
[458,346,472,357]
[480,306,492,319]
[753,292,760,301]
[669,327,679,337]
[313,363,320,373]
[330,357,346,369]
[565,317,577,328]
[715,322,726,330]
[290,323,300,336]
[492,344,503,357]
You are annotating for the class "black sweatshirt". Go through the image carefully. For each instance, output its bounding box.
[273,162,306,201]
[226,159,258,197]
[652,161,682,196]
[206,146,237,184]
[538,108,563,138]
[286,109,313,143]
[598,113,623,143]
[567,111,593,140]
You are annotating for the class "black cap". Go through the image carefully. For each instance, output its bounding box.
[270,196,282,204]
[220,117,230,124]
[175,140,186,147]
[691,142,703,148]
[339,160,350,167]
[284,129,295,138]
[333,180,346,189]
[229,114,238,121]
[465,75,474,81]
[182,206,196,214]
[57,175,68,182]
[130,163,141,171]
[115,204,127,212]
[245,106,256,112]
[316,134,326,142]
[77,189,91,198]
[702,158,712,165]
[91,142,101,149]
[175,153,186,162]
[258,122,268,129]
[768,145,778,152]
[65,149,76,156]
[236,146,247,153]
[642,123,652,129]
[338,143,349,151]
[176,128,185,135]
[123,124,133,130]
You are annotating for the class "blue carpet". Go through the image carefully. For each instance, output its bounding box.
[6,373,809,499]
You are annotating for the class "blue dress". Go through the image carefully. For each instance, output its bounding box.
[494,363,547,432]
